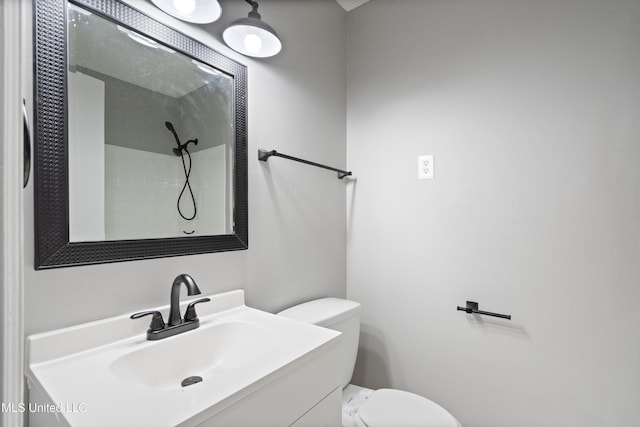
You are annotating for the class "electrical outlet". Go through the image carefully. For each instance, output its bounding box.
[418,155,434,180]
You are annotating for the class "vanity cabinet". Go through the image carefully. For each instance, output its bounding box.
[199,338,341,426]
[26,290,342,427]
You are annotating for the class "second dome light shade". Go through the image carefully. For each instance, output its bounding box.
[223,1,282,58]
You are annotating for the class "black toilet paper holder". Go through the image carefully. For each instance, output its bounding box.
[456,301,511,320]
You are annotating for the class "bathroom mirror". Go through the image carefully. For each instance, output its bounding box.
[34,0,248,269]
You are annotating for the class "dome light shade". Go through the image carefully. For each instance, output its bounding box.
[173,0,196,14]
[150,0,221,24]
[223,1,282,58]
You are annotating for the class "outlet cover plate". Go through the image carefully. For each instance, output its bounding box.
[418,154,434,180]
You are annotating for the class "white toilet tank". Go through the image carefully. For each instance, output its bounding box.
[278,298,361,389]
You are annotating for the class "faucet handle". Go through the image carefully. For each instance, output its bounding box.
[184,298,211,322]
[131,311,166,332]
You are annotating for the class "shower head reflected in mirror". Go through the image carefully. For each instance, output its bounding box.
[165,121,198,156]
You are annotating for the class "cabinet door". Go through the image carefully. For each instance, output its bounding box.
[291,387,342,427]
[200,344,341,426]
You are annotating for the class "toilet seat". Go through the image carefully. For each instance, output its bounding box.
[354,389,460,427]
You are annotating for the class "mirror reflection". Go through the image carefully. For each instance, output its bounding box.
[67,3,235,242]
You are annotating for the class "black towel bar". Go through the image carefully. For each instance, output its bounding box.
[457,301,511,320]
[258,149,352,179]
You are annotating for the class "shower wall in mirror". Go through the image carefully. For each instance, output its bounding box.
[34,0,248,269]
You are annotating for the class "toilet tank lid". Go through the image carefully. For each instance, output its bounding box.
[277,298,361,326]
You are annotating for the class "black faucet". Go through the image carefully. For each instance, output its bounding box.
[131,274,210,340]
[169,273,200,326]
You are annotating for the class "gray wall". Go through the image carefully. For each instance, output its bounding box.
[346,0,640,426]
[178,82,233,151]
[103,73,180,155]
[72,68,231,155]
[101,72,232,155]
[25,0,640,425]
[24,0,347,335]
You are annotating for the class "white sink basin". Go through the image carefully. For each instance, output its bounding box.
[110,321,278,390]
[26,290,341,427]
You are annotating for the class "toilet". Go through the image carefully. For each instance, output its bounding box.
[278,298,462,427]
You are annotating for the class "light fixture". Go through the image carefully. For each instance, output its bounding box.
[150,0,222,24]
[223,0,282,58]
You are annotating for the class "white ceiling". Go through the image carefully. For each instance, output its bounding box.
[335,0,370,12]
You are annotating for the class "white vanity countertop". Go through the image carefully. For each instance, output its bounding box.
[25,290,340,426]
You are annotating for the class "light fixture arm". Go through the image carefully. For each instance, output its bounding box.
[244,0,261,19]
[245,0,258,12]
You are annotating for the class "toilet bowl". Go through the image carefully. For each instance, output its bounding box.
[342,384,460,427]
[278,298,461,427]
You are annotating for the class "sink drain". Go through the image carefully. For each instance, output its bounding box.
[181,376,203,387]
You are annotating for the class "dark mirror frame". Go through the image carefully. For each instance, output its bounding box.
[33,0,248,269]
